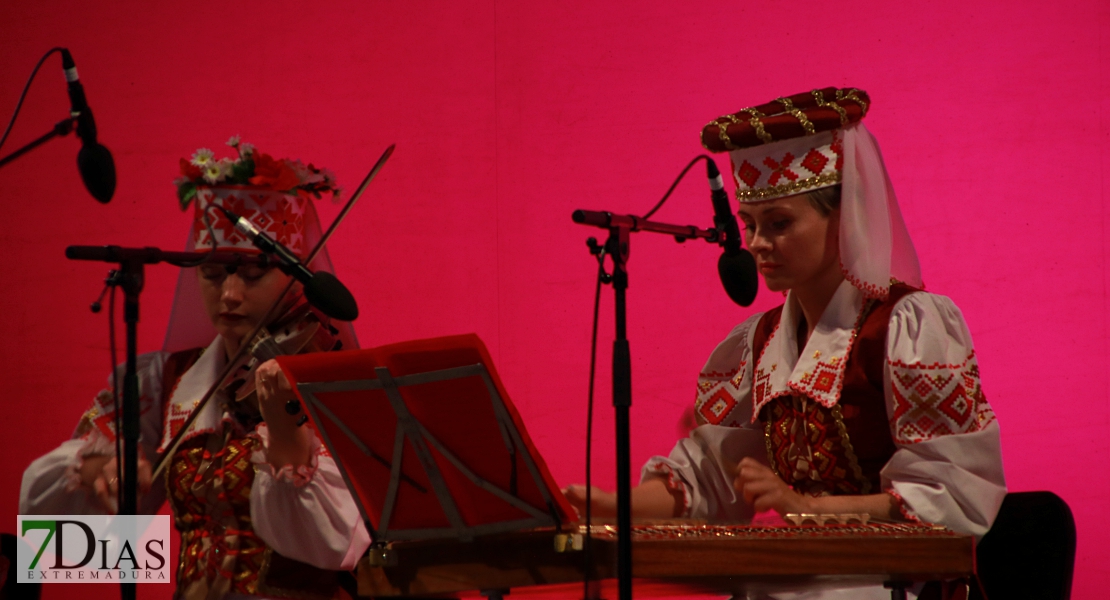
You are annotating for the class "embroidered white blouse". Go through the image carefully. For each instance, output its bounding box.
[18,335,371,571]
[643,280,1006,538]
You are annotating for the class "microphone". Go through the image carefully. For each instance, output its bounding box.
[213,205,359,322]
[61,49,116,203]
[707,158,758,307]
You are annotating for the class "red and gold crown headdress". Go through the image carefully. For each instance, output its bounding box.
[701,87,869,203]
[700,88,921,299]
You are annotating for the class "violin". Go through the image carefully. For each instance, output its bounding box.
[222,301,345,427]
[150,143,393,482]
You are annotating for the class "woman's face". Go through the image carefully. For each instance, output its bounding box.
[197,263,296,355]
[738,193,840,293]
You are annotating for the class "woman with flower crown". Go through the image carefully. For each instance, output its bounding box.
[564,89,1007,599]
[20,138,370,600]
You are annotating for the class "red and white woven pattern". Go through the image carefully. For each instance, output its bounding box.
[192,186,308,257]
[729,129,844,202]
[888,351,996,444]
[694,364,747,426]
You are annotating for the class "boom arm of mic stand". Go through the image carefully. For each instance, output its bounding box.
[571,209,719,242]
[573,208,723,600]
[0,116,77,170]
[66,245,271,267]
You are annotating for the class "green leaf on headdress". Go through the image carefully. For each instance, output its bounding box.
[230,157,255,184]
[177,183,198,211]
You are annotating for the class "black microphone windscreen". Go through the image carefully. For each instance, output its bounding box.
[718,249,759,307]
[77,143,116,203]
[304,271,359,322]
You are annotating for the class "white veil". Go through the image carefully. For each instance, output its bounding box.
[839,123,923,298]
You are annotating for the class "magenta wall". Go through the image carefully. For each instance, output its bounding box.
[2,2,1106,598]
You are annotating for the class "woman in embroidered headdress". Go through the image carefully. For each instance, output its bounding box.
[19,139,370,600]
[566,89,1005,566]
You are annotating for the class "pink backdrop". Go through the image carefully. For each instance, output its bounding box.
[2,1,1106,598]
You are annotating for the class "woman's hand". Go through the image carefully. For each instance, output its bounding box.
[255,359,313,468]
[78,453,152,515]
[562,484,617,519]
[563,478,684,520]
[734,457,812,515]
[255,359,298,425]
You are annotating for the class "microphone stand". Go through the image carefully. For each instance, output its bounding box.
[66,246,270,600]
[571,209,718,600]
[0,115,77,169]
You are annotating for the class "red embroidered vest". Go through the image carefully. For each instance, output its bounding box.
[751,284,917,496]
[160,349,341,600]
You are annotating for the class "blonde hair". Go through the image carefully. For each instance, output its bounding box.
[807,185,841,216]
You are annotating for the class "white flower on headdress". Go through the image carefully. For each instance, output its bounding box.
[226,135,241,148]
[238,142,255,157]
[190,147,214,167]
[290,159,319,185]
[202,162,224,184]
[190,148,215,168]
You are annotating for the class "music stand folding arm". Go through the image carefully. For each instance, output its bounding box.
[275,334,575,547]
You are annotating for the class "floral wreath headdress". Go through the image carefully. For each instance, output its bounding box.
[163,137,355,352]
[173,137,341,258]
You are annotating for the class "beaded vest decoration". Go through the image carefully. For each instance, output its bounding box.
[160,349,339,600]
[752,285,917,496]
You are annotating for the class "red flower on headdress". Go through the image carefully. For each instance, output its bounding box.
[250,152,301,192]
[180,158,202,180]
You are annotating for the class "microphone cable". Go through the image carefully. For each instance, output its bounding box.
[640,154,712,220]
[581,236,607,599]
[579,152,717,598]
[0,47,67,153]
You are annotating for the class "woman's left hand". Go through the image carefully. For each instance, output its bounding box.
[734,457,813,515]
[255,359,298,423]
[255,359,313,467]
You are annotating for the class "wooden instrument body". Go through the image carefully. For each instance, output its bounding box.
[356,522,974,598]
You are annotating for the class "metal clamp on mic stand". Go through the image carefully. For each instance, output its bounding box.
[571,209,720,600]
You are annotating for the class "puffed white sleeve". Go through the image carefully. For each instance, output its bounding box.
[250,424,371,570]
[641,314,770,521]
[880,293,1006,538]
[19,352,170,516]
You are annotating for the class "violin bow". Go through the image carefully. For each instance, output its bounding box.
[151,144,396,481]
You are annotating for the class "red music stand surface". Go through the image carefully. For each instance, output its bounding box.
[274,334,576,544]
